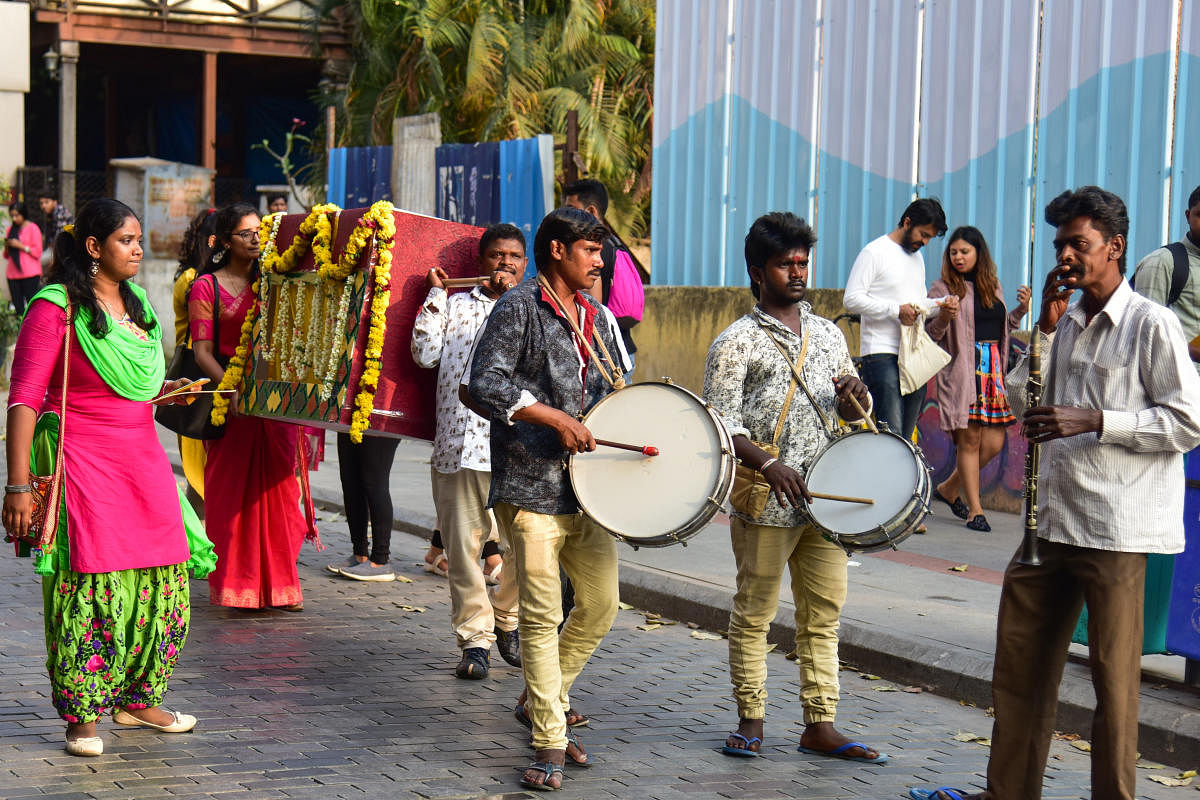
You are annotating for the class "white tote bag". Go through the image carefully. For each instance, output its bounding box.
[898,311,952,395]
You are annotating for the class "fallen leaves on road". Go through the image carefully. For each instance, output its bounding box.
[1137,760,1169,769]
[874,686,898,692]
[394,575,414,583]
[859,673,882,680]
[948,564,969,572]
[394,604,426,612]
[1148,774,1192,787]
[902,686,923,694]
[690,630,722,641]
[1070,740,1092,752]
[617,602,635,610]
[1052,732,1081,741]
[951,731,991,746]
[686,622,700,629]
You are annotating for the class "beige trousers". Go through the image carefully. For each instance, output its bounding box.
[493,502,619,751]
[431,468,519,649]
[728,517,848,723]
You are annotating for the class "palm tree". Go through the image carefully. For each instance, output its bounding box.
[316,0,654,236]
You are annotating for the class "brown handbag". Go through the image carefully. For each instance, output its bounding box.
[6,306,71,552]
[728,323,808,519]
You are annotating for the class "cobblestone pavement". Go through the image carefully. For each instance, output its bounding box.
[0,523,1187,800]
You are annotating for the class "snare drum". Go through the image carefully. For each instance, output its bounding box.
[803,428,931,553]
[569,381,735,548]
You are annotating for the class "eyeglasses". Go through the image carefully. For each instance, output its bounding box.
[232,230,260,242]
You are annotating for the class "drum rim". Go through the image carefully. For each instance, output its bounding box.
[569,381,736,547]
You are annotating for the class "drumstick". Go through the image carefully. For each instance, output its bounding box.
[595,439,659,457]
[442,276,489,289]
[844,390,879,434]
[810,491,874,505]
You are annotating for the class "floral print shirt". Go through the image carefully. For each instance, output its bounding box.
[703,303,860,528]
[467,278,622,515]
[411,286,496,474]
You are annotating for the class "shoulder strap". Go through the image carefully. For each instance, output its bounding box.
[42,305,72,550]
[1165,241,1190,307]
[753,317,811,444]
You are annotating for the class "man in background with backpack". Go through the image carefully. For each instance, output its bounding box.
[1132,184,1200,364]
[563,179,645,382]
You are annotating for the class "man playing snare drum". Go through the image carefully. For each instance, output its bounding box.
[703,212,885,763]
[468,207,629,791]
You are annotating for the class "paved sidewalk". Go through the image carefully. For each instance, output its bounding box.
[0,512,1191,799]
[167,429,1200,769]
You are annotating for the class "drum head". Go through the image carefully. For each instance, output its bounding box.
[571,383,728,541]
[805,431,921,534]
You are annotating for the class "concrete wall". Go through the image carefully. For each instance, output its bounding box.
[632,286,1026,514]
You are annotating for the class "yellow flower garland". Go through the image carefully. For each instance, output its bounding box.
[347,200,397,442]
[210,279,260,425]
[210,200,397,439]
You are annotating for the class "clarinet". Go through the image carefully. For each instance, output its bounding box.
[1018,327,1043,566]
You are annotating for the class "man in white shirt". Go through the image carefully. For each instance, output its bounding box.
[910,187,1200,800]
[411,223,526,681]
[843,198,947,438]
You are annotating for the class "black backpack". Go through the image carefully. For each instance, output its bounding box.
[1131,241,1190,307]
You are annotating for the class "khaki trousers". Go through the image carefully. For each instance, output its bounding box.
[431,468,519,649]
[985,540,1145,800]
[728,517,848,723]
[493,502,619,751]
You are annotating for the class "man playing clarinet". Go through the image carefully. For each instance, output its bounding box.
[912,186,1200,800]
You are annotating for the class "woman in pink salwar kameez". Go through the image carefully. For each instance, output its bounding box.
[189,202,316,611]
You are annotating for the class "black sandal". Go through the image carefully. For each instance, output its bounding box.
[934,489,969,520]
[526,731,592,768]
[966,514,991,532]
[517,761,564,791]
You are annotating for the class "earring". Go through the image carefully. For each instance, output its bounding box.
[89,260,99,278]
[212,249,225,265]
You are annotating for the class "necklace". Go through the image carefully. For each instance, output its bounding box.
[97,296,126,319]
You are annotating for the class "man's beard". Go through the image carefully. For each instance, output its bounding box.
[900,230,923,253]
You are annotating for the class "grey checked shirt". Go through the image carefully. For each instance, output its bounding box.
[704,304,860,528]
[1008,280,1200,554]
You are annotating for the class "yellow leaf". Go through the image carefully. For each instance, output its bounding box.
[394,575,413,583]
[643,612,661,620]
[859,673,882,680]
[395,604,425,612]
[1148,775,1192,787]
[949,564,969,572]
[1070,740,1092,752]
[874,686,898,692]
[1137,761,1169,770]
[764,643,777,654]
[951,731,990,745]
[617,602,635,610]
[1182,771,1198,779]
[636,623,661,631]
[689,630,722,640]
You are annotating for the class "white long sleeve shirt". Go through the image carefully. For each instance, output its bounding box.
[843,234,933,355]
[1007,281,1200,554]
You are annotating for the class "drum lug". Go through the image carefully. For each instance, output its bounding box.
[661,376,674,384]
[705,495,724,510]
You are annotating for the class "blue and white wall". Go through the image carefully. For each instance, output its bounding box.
[653,0,1200,306]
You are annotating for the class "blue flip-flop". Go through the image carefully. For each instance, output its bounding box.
[721,732,762,757]
[908,788,968,800]
[797,740,889,764]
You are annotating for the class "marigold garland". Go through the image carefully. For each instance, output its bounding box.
[347,200,397,442]
[210,279,260,425]
[260,203,337,275]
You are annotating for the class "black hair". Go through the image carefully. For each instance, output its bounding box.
[532,207,607,272]
[37,190,57,202]
[898,197,948,235]
[46,198,156,339]
[744,212,816,300]
[1189,185,1200,211]
[266,193,288,205]
[563,179,610,217]
[479,223,526,257]
[175,207,217,281]
[1044,185,1129,273]
[202,202,259,275]
[8,201,28,220]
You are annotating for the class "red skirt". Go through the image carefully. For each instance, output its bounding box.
[967,341,1016,426]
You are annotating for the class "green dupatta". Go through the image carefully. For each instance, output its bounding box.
[26,284,216,578]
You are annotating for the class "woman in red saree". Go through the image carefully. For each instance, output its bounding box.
[189,202,316,610]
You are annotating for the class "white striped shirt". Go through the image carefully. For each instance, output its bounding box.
[1008,280,1200,554]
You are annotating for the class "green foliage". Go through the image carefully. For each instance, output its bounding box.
[318,0,654,236]
[0,301,21,342]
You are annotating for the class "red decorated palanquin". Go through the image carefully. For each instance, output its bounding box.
[238,206,483,440]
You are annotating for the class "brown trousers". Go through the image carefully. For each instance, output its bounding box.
[985,540,1146,800]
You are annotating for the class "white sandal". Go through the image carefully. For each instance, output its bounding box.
[484,561,503,586]
[65,735,103,757]
[423,553,449,578]
[112,707,197,733]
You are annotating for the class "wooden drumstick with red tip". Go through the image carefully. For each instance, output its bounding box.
[595,439,659,456]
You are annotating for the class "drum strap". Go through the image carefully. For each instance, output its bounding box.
[759,321,835,436]
[536,272,626,390]
[756,319,809,446]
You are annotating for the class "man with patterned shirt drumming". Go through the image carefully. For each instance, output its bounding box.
[703,212,886,764]
[911,187,1200,800]
[468,207,627,791]
[411,223,525,680]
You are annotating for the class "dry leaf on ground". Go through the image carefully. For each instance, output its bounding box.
[1137,761,1169,770]
[395,604,426,612]
[948,564,969,572]
[859,673,882,680]
[617,602,635,610]
[689,630,722,640]
[1052,732,1081,741]
[902,686,923,693]
[1070,740,1092,752]
[951,731,991,746]
[1148,775,1192,787]
[394,575,413,583]
[636,623,661,631]
[874,686,898,692]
